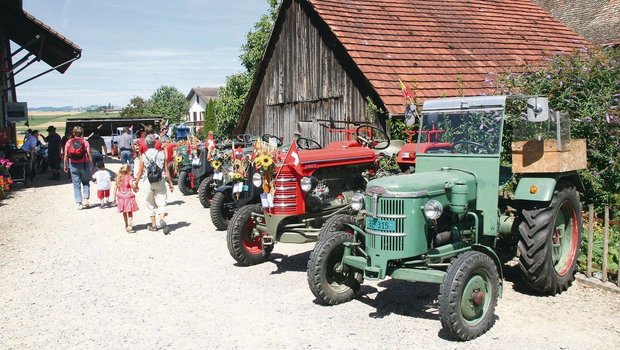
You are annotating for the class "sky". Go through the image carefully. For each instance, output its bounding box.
[11,0,271,108]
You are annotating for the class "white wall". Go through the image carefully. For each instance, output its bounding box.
[186,92,206,123]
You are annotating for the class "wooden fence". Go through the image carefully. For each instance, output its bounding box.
[584,204,619,286]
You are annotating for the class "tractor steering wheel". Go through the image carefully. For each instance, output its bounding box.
[261,133,283,147]
[236,134,253,144]
[355,125,390,150]
[450,140,492,154]
[296,137,322,150]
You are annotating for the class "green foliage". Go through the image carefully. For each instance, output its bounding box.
[120,96,149,118]
[203,99,217,138]
[495,47,620,207]
[145,86,189,124]
[215,73,252,136]
[215,0,279,137]
[578,224,620,279]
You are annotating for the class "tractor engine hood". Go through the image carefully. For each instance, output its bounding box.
[365,168,477,200]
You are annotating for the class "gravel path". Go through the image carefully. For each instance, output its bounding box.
[1,161,619,349]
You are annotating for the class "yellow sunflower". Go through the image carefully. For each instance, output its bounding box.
[254,155,274,171]
[211,160,222,169]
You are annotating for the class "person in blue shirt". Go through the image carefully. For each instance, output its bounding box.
[21,129,40,186]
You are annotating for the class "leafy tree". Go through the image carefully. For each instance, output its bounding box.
[215,0,279,136]
[496,47,620,208]
[146,86,189,123]
[120,96,149,118]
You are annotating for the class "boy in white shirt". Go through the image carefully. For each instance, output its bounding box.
[92,161,112,208]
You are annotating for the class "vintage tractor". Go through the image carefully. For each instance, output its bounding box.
[209,134,284,230]
[177,141,203,195]
[226,124,413,265]
[306,95,586,341]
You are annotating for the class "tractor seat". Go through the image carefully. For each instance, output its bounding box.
[376,140,405,157]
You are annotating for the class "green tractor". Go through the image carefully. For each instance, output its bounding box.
[307,95,586,341]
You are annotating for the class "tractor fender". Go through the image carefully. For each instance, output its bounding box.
[181,164,193,172]
[471,244,503,297]
[514,172,584,202]
[343,223,366,238]
[214,185,233,195]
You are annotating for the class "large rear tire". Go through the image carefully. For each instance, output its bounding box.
[438,250,499,341]
[517,185,582,295]
[307,231,362,305]
[177,170,195,195]
[198,176,215,208]
[210,191,233,230]
[227,204,269,266]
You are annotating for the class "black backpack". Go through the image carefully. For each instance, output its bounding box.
[145,152,162,183]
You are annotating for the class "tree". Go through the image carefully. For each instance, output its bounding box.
[203,99,217,138]
[120,96,149,118]
[215,0,279,136]
[146,86,189,124]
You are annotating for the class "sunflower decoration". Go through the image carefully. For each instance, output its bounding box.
[254,154,274,171]
[211,159,222,169]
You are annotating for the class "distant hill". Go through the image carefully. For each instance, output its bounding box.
[29,105,120,113]
[29,106,77,112]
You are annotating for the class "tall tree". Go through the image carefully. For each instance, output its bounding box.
[120,96,149,118]
[146,86,189,124]
[203,99,217,138]
[215,0,279,136]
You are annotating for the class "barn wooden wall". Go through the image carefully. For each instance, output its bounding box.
[244,0,370,146]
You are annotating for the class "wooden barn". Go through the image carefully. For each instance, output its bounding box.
[235,0,587,145]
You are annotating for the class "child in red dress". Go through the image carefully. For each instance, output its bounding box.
[114,164,139,233]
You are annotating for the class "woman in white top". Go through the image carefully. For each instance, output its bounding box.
[135,134,174,232]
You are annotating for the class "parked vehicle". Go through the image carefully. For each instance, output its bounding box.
[6,148,30,187]
[306,95,586,341]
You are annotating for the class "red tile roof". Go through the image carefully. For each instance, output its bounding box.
[306,0,588,115]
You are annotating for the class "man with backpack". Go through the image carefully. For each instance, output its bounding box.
[63,126,93,210]
[135,134,174,233]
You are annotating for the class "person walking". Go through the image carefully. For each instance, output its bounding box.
[44,126,62,180]
[135,134,174,233]
[20,129,39,186]
[117,127,134,170]
[88,131,107,167]
[60,130,73,179]
[92,161,112,208]
[64,126,93,210]
[113,164,139,233]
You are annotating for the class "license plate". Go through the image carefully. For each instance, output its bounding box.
[366,217,396,231]
[213,172,223,180]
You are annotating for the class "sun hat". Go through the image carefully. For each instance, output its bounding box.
[46,125,56,132]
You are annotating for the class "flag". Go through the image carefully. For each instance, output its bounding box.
[206,131,216,160]
[399,79,416,104]
[281,140,303,175]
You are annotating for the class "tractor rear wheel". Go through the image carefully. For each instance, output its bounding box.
[227,204,268,266]
[517,185,582,295]
[177,170,195,195]
[210,191,233,230]
[317,214,358,241]
[198,176,215,208]
[438,250,499,341]
[307,231,363,305]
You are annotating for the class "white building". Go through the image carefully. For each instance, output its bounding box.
[186,87,219,126]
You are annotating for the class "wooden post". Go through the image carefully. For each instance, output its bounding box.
[587,204,594,278]
[602,206,609,282]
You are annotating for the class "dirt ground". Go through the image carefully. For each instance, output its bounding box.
[1,161,619,349]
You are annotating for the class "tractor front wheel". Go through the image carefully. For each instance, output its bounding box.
[178,170,195,195]
[438,250,499,341]
[227,204,269,266]
[210,191,233,230]
[317,214,358,241]
[517,185,582,295]
[198,176,215,208]
[307,231,362,305]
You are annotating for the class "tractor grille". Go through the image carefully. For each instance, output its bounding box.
[366,197,406,234]
[366,233,405,251]
[271,167,300,214]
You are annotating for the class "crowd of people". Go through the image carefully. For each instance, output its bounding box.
[32,124,175,234]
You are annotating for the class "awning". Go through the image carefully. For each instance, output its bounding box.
[1,6,82,73]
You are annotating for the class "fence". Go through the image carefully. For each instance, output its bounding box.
[584,204,620,286]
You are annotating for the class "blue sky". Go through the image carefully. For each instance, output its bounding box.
[12,0,271,108]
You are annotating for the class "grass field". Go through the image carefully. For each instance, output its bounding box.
[17,111,120,138]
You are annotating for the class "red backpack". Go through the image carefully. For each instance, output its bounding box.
[67,138,86,160]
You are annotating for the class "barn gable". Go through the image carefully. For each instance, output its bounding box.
[238,0,587,143]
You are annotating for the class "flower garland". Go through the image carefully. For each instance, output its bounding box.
[252,139,278,194]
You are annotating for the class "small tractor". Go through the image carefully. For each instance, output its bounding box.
[306,95,586,341]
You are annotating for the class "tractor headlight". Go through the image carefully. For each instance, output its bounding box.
[423,200,443,220]
[350,192,365,211]
[300,176,313,192]
[252,172,262,188]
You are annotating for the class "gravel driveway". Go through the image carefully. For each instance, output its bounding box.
[1,162,618,349]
